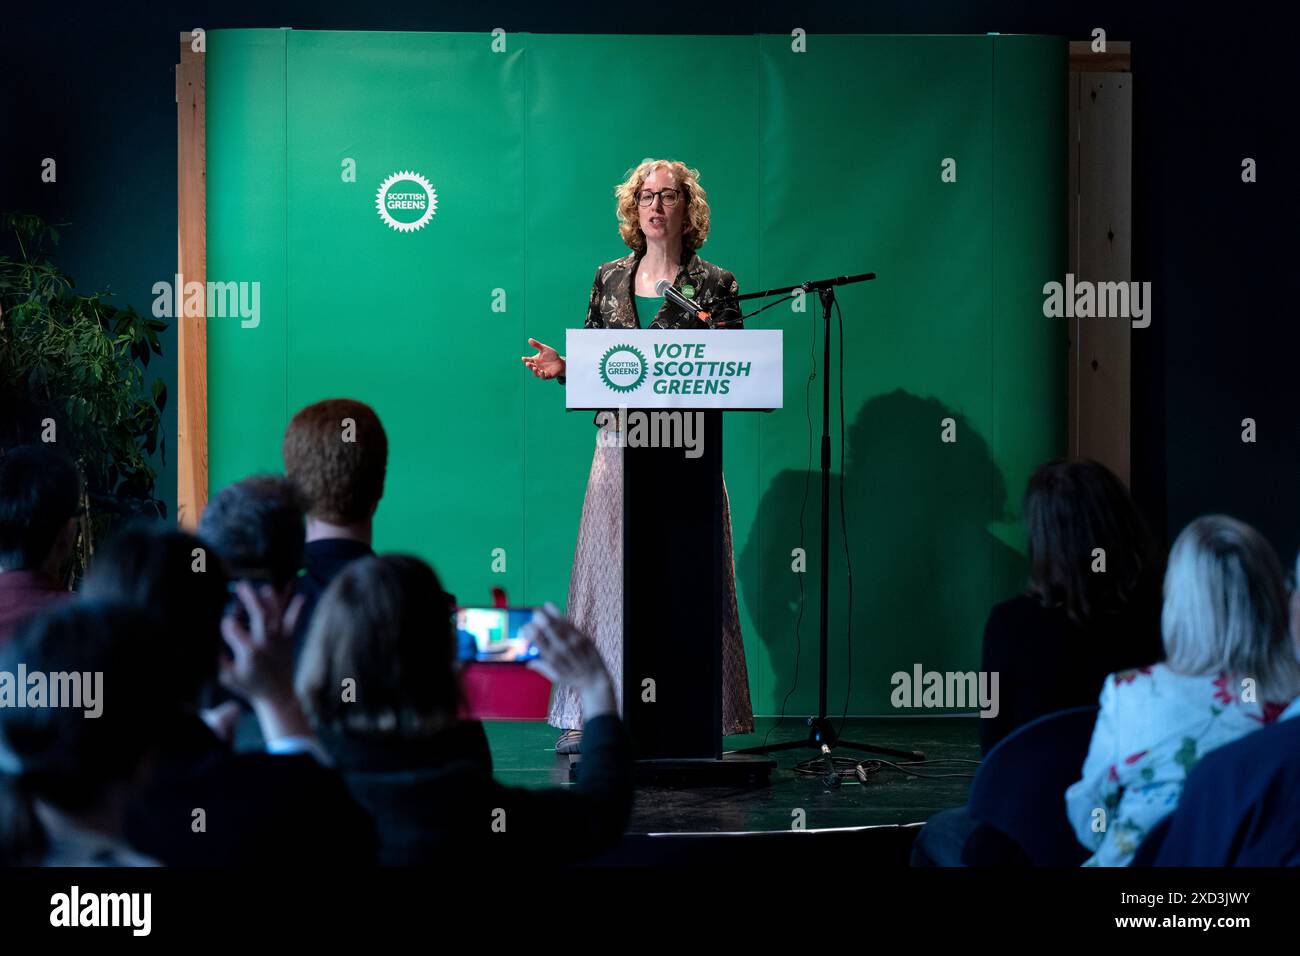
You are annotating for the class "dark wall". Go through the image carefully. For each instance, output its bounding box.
[3,1,1295,564]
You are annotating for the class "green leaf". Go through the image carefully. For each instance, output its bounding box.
[0,213,164,584]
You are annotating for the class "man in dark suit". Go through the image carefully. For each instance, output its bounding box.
[281,398,387,657]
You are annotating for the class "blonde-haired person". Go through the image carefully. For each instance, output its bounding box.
[1066,515,1300,865]
[1143,547,1300,866]
[520,159,753,752]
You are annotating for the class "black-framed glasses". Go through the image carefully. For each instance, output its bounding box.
[636,188,682,207]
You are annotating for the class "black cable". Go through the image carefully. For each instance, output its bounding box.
[789,755,980,782]
[761,289,817,748]
[835,297,854,736]
[854,757,980,781]
[733,292,799,325]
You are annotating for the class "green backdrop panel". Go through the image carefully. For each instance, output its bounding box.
[751,34,998,718]
[207,30,290,492]
[206,30,1066,716]
[991,36,1070,565]
[283,30,527,605]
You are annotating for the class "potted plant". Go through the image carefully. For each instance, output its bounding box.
[0,213,168,584]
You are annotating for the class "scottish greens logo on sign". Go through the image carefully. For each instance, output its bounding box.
[599,344,647,393]
[376,170,438,233]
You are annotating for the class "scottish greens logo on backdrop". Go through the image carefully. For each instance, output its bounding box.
[599,344,647,393]
[376,170,438,232]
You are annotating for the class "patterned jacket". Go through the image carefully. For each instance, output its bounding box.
[584,247,743,330]
[559,248,743,419]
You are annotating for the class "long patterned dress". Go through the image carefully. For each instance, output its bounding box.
[547,256,755,736]
[546,422,755,735]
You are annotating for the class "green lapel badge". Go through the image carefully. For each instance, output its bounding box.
[681,284,695,298]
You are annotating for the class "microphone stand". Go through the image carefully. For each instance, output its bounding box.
[725,272,925,786]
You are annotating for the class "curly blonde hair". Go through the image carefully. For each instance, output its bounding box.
[615,159,710,255]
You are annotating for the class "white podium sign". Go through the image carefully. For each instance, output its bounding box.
[564,329,783,410]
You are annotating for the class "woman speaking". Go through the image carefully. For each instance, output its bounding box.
[521,159,754,754]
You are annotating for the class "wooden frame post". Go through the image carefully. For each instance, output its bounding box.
[176,33,207,528]
[1068,40,1133,485]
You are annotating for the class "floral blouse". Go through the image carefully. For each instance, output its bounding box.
[1065,663,1290,866]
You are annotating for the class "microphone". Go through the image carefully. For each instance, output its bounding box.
[655,279,712,327]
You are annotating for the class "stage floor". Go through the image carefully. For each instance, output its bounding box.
[485,716,980,834]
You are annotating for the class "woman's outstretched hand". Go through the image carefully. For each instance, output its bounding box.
[523,602,615,719]
[521,338,565,380]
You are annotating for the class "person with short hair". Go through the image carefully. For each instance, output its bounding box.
[1065,515,1300,866]
[194,475,307,735]
[79,522,376,866]
[281,398,387,654]
[193,476,308,738]
[198,474,306,592]
[297,554,633,864]
[80,522,229,708]
[0,600,167,866]
[0,445,80,642]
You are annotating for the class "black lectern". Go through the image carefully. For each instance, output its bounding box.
[565,330,782,786]
[622,410,725,761]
